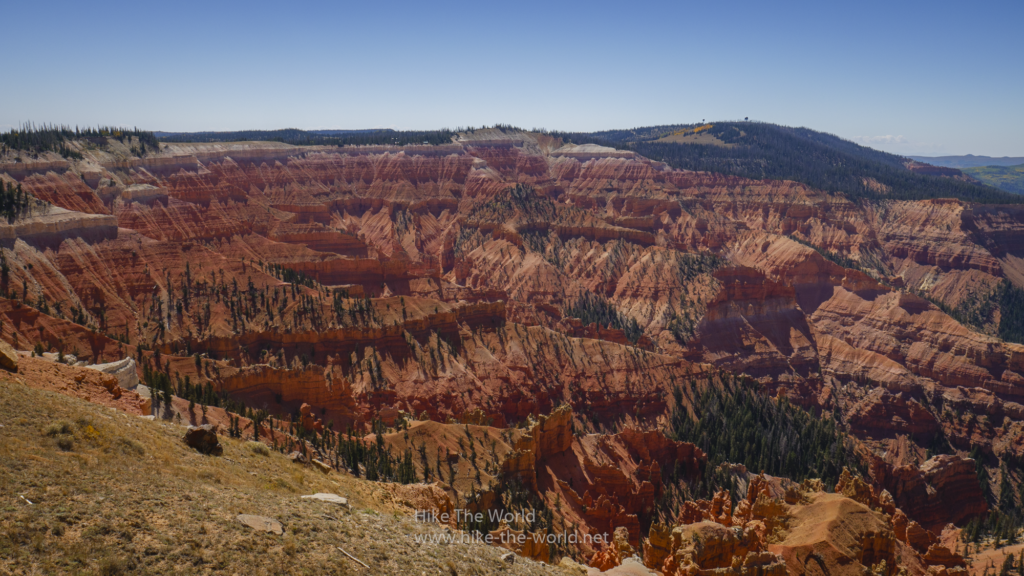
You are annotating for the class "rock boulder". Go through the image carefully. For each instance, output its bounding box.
[0,340,17,372]
[236,514,283,535]
[300,493,348,507]
[184,424,223,456]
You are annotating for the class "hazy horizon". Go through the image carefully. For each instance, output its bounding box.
[2,0,1021,157]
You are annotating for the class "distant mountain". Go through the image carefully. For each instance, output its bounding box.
[909,154,1024,169]
[962,164,1024,195]
[556,122,1020,204]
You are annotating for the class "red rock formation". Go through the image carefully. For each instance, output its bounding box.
[770,493,900,575]
[869,454,988,533]
[298,402,324,433]
[375,406,704,561]
[5,133,1024,548]
[500,407,705,556]
[588,541,621,571]
[686,264,819,387]
[268,222,367,257]
[18,171,109,214]
[14,353,149,415]
[648,469,971,575]
[114,198,249,241]
[846,387,940,443]
[218,365,358,429]
[660,521,783,575]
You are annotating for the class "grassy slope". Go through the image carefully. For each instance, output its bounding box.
[962,164,1024,195]
[0,377,563,576]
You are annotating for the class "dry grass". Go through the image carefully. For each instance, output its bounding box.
[0,378,566,575]
[247,441,271,456]
[654,131,734,147]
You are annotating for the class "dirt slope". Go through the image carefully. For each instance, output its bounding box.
[0,376,569,576]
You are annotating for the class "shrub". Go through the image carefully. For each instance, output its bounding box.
[115,437,145,456]
[282,535,298,556]
[98,555,133,576]
[45,420,74,436]
[197,469,222,484]
[247,441,270,456]
[56,435,75,451]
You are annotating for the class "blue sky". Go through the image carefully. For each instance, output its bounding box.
[2,0,1021,156]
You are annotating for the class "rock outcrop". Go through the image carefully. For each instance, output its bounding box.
[0,339,17,372]
[869,455,988,532]
[0,206,117,249]
[184,424,223,456]
[770,493,898,575]
[86,357,139,390]
[236,514,283,536]
[14,353,149,415]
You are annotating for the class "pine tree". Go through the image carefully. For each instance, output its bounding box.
[398,449,417,484]
[419,442,431,482]
[999,462,1015,511]
[446,449,457,487]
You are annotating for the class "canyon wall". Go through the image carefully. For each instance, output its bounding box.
[4,132,1024,558]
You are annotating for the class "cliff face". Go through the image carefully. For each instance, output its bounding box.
[686,264,819,386]
[717,232,1024,460]
[4,132,1024,555]
[0,207,117,249]
[868,454,988,533]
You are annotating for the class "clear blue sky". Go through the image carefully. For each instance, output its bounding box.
[2,0,1022,156]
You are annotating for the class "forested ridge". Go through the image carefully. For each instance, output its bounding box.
[555,122,1021,205]
[158,128,456,147]
[1,123,157,159]
[7,120,1018,207]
